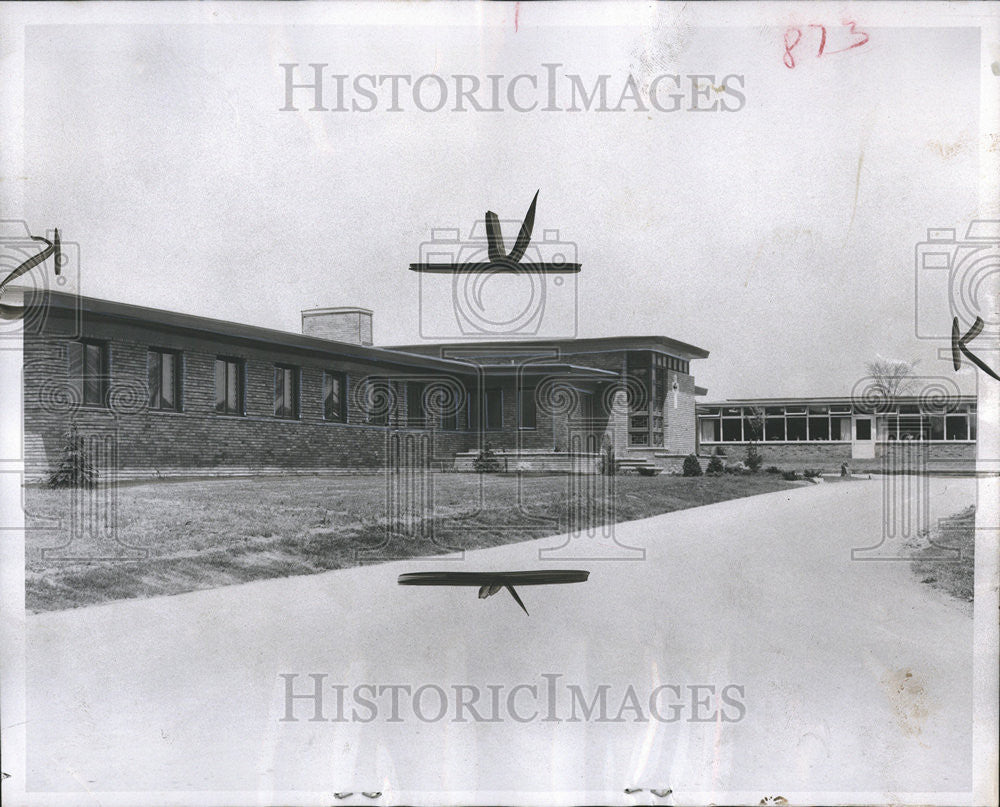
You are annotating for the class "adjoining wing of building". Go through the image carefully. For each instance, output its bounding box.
[19,290,977,481]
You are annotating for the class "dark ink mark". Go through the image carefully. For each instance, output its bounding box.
[624,787,644,794]
[333,793,353,799]
[398,569,590,616]
[409,191,581,274]
[650,789,673,798]
[361,793,382,799]
[952,316,1000,381]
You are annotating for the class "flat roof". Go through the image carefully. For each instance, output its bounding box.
[699,395,977,408]
[388,334,710,360]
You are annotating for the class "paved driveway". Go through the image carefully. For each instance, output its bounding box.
[23,477,976,804]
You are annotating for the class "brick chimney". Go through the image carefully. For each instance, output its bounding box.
[301,307,373,346]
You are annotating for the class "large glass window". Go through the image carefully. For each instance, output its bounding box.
[323,371,346,422]
[68,340,107,406]
[945,415,968,440]
[147,349,180,411]
[215,357,244,415]
[406,381,426,428]
[701,418,721,442]
[484,387,503,431]
[722,418,743,441]
[518,387,537,429]
[786,416,807,441]
[807,416,829,440]
[765,417,785,441]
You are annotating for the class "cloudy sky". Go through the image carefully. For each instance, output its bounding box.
[7,3,988,398]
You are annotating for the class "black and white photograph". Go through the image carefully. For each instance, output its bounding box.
[0,2,997,805]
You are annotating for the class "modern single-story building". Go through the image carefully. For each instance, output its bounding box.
[20,290,710,481]
[17,289,980,480]
[696,397,978,472]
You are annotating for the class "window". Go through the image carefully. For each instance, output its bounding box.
[807,416,829,440]
[441,402,459,432]
[855,419,872,440]
[786,416,807,441]
[406,381,426,428]
[722,418,743,441]
[147,349,181,411]
[518,387,537,429]
[742,416,763,442]
[323,371,346,422]
[765,417,785,441]
[273,366,299,419]
[484,387,503,431]
[831,417,848,440]
[215,357,244,415]
[68,340,107,406]
[653,368,665,408]
[701,418,721,442]
[945,415,968,440]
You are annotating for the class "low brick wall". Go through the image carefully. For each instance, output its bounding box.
[700,441,976,472]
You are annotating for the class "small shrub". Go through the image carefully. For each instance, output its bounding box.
[781,470,800,481]
[713,446,727,457]
[765,465,782,474]
[682,454,703,477]
[47,426,98,488]
[600,439,616,476]
[706,455,725,475]
[745,443,763,473]
[473,443,502,473]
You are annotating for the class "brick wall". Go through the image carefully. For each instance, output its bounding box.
[664,370,697,454]
[23,314,485,480]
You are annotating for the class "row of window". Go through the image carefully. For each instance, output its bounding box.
[699,404,978,442]
[67,340,540,430]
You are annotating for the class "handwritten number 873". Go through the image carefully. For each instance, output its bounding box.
[784,23,869,69]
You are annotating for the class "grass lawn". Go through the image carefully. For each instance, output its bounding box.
[911,505,975,608]
[25,472,796,613]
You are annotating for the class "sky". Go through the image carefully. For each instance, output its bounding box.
[10,4,988,398]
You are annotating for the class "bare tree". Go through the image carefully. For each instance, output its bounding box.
[865,357,919,401]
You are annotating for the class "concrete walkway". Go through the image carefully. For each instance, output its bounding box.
[24,477,976,804]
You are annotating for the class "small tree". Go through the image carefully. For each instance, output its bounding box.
[866,357,918,401]
[706,454,725,475]
[682,454,703,477]
[47,425,98,488]
[744,405,765,472]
